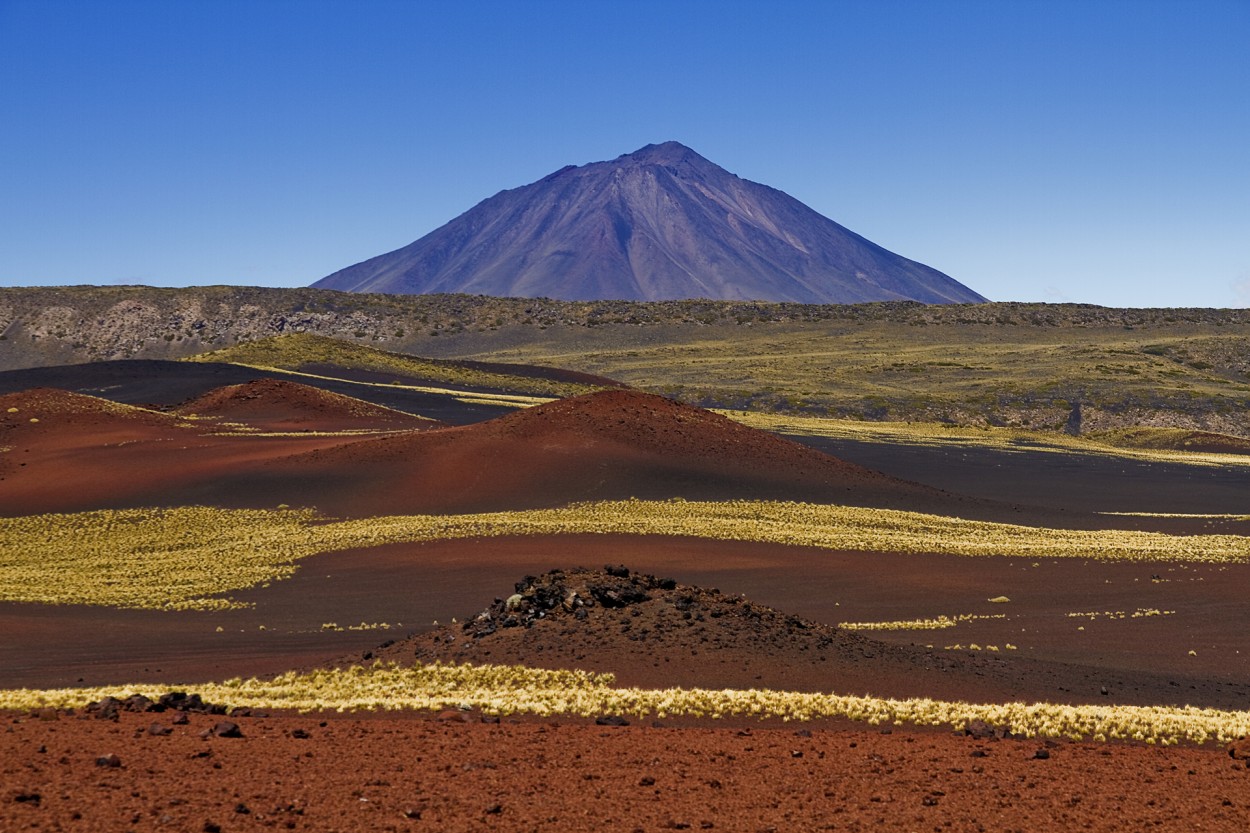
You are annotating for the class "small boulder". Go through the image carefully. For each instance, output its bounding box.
[207,721,243,739]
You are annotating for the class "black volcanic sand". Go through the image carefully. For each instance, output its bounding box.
[5,536,1249,714]
[792,434,1250,517]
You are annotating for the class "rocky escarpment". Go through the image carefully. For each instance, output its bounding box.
[6,286,1250,372]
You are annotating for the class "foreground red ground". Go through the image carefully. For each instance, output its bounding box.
[4,709,1250,833]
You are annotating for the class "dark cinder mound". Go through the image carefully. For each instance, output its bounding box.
[280,389,936,516]
[371,565,950,696]
[175,379,435,432]
[314,141,985,304]
[372,565,1250,710]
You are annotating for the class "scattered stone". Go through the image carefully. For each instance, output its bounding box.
[172,712,190,726]
[158,692,228,715]
[95,753,122,768]
[12,791,41,805]
[290,728,311,739]
[203,823,221,833]
[402,807,423,820]
[595,715,630,727]
[207,721,243,739]
[639,776,656,786]
[123,694,158,713]
[484,803,503,814]
[1033,748,1051,760]
[235,803,251,815]
[147,723,173,737]
[88,697,121,721]
[437,709,472,723]
[33,707,59,722]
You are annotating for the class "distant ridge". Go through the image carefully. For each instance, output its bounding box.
[314,142,986,304]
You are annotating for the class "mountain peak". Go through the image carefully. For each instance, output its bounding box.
[617,141,709,167]
[314,144,986,304]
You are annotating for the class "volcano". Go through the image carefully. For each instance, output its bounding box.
[313,142,985,304]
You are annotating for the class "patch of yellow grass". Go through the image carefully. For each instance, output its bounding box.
[838,613,1005,631]
[1,661,1246,745]
[5,500,1250,610]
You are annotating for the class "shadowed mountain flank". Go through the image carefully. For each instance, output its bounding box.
[314,142,985,304]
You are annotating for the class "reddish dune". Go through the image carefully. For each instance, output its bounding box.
[0,388,372,516]
[265,389,947,517]
[175,378,435,432]
[0,386,1064,519]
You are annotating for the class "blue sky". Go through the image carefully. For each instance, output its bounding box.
[1,0,1246,307]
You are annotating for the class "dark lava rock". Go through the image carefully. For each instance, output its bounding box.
[1228,738,1250,760]
[87,697,121,721]
[123,694,158,713]
[147,723,173,737]
[595,715,630,727]
[95,753,122,768]
[207,721,243,739]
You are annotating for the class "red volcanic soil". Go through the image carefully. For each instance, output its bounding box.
[174,378,436,432]
[262,388,966,517]
[0,387,385,516]
[5,708,1250,833]
[2,386,974,519]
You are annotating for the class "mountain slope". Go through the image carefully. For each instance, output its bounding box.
[314,142,985,304]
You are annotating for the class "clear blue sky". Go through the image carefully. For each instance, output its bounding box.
[1,0,1246,307]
